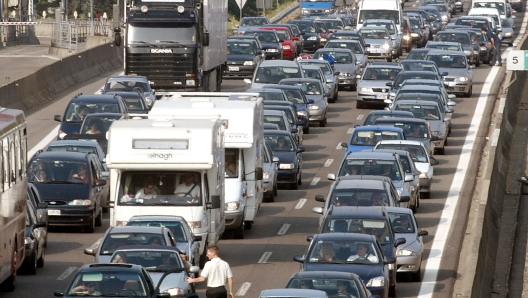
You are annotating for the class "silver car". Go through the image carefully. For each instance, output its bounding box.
[263,141,279,202]
[324,39,368,70]
[279,78,329,127]
[312,48,360,91]
[298,59,339,103]
[499,17,514,46]
[259,289,329,298]
[386,207,428,282]
[358,27,395,62]
[102,76,156,107]
[425,50,474,97]
[301,64,330,99]
[356,63,403,109]
[362,19,402,58]
[234,16,270,35]
[245,60,304,89]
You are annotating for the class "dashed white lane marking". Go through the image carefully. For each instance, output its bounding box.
[277,224,290,235]
[499,97,506,113]
[347,127,354,134]
[491,129,500,147]
[57,266,78,280]
[236,282,251,296]
[258,252,272,263]
[295,198,307,209]
[324,159,333,167]
[356,114,364,121]
[311,177,320,186]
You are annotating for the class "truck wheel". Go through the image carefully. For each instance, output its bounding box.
[233,222,244,239]
[1,246,16,291]
[244,221,253,230]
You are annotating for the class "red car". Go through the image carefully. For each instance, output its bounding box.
[259,26,298,60]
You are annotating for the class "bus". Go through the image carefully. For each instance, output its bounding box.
[0,107,27,291]
[300,0,335,17]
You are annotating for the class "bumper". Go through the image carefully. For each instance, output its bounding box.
[433,138,446,150]
[444,82,470,94]
[337,76,356,86]
[366,50,392,59]
[263,180,274,197]
[366,287,388,298]
[277,169,298,184]
[223,65,255,79]
[224,210,245,230]
[283,49,295,60]
[264,51,282,60]
[309,109,325,121]
[419,177,432,192]
[397,254,422,273]
[46,206,94,227]
[357,92,389,105]
[303,40,321,52]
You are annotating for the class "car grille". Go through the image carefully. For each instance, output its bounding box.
[46,200,69,206]
[443,77,456,82]
[371,45,381,48]
[372,88,389,93]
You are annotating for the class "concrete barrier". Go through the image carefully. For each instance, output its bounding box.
[0,41,122,113]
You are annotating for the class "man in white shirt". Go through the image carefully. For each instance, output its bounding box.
[174,174,200,197]
[187,246,233,298]
[347,243,378,263]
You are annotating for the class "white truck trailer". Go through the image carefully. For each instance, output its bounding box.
[149,92,264,239]
[106,118,227,267]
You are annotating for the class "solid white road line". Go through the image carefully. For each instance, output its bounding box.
[310,177,320,186]
[277,224,290,235]
[417,66,500,297]
[258,252,272,263]
[28,124,60,158]
[235,282,251,296]
[295,198,307,209]
[491,129,500,147]
[57,266,78,280]
[499,97,506,113]
[324,159,334,167]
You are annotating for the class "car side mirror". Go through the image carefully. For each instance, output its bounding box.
[384,256,396,264]
[293,255,304,262]
[418,230,429,236]
[312,207,324,214]
[307,236,314,242]
[431,135,439,141]
[244,78,252,85]
[37,202,48,209]
[395,237,406,247]
[399,195,410,203]
[298,146,305,153]
[273,156,280,163]
[431,156,440,165]
[307,99,315,104]
[315,195,325,202]
[193,235,202,241]
[54,115,62,122]
[364,44,370,47]
[290,128,298,134]
[255,167,264,180]
[54,290,65,297]
[84,247,96,256]
[356,61,362,65]
[404,174,414,182]
[207,195,221,209]
[279,39,284,42]
[327,173,336,181]
[96,179,107,186]
[293,37,299,41]
[340,142,348,148]
[386,82,393,86]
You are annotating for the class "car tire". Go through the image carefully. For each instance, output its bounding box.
[351,84,357,91]
[37,247,45,268]
[244,221,253,230]
[509,42,513,46]
[23,250,37,275]
[199,244,208,268]
[298,171,302,185]
[320,118,327,127]
[436,147,445,155]
[411,268,422,282]
[475,57,480,67]
[233,222,244,239]
[444,138,448,146]
[266,188,275,202]
[356,100,364,109]
[274,182,278,196]
[389,284,396,297]
[422,192,431,199]
[334,89,339,102]
[465,85,472,98]
[412,194,419,213]
[95,206,103,227]
[85,211,95,233]
[303,126,310,134]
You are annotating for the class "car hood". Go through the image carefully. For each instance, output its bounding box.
[35,183,91,202]
[363,38,390,46]
[324,74,336,83]
[358,80,393,88]
[305,94,325,103]
[333,64,355,73]
[345,144,375,154]
[439,67,470,77]
[394,233,420,251]
[414,161,432,173]
[427,120,445,133]
[261,43,281,49]
[227,54,255,61]
[273,151,298,164]
[149,270,190,293]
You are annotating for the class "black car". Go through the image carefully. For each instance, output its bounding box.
[285,271,377,298]
[104,91,150,115]
[362,110,415,126]
[318,206,406,297]
[224,39,263,79]
[434,30,479,66]
[27,151,108,233]
[243,30,283,60]
[21,196,47,275]
[288,20,321,52]
[293,233,394,298]
[405,48,433,60]
[54,94,127,139]
[388,70,444,95]
[264,130,304,190]
[264,23,305,56]
[54,263,171,298]
[263,102,303,145]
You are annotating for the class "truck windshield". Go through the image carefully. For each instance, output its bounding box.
[128,23,196,45]
[118,172,202,206]
[358,10,400,24]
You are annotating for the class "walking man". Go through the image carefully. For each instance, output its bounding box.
[482,26,502,66]
[187,246,234,298]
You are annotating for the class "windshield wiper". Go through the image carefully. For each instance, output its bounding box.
[131,41,160,48]
[45,180,84,184]
[157,41,186,47]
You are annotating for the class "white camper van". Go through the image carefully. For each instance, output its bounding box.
[357,0,403,32]
[149,92,264,239]
[106,118,227,267]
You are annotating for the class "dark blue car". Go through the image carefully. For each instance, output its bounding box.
[285,271,378,298]
[264,130,304,190]
[342,126,405,158]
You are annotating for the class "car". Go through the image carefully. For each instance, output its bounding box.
[228,35,266,59]
[362,19,403,58]
[358,27,395,62]
[451,26,493,64]
[84,226,177,263]
[264,109,301,145]
[314,20,330,47]
[316,17,349,33]
[293,232,395,298]
[424,41,464,52]
[264,23,305,56]
[104,91,150,115]
[279,78,329,127]
[125,215,202,268]
[386,207,428,281]
[313,175,403,223]
[453,16,495,31]
[387,70,445,98]
[398,79,449,92]
[404,13,428,48]
[356,62,403,109]
[27,151,108,233]
[391,100,449,154]
[403,9,435,40]
[243,30,283,60]
[27,182,48,228]
[327,30,368,49]
[419,6,445,33]
[427,3,452,24]
[224,39,263,79]
[53,263,167,298]
[21,199,47,274]
[298,59,340,103]
[245,60,303,89]
[258,289,329,298]
[372,117,438,157]
[262,141,279,202]
[374,140,438,198]
[259,26,298,60]
[54,94,127,139]
[46,140,107,171]
[285,271,375,298]
[287,19,322,52]
[399,60,446,76]
[317,206,407,297]
[246,87,287,102]
[342,126,406,156]
[109,245,200,295]
[324,39,368,70]
[264,130,304,190]
[425,50,474,97]
[263,100,305,145]
[312,48,360,91]
[499,17,514,46]
[405,48,434,60]
[300,64,330,98]
[101,75,156,107]
[362,110,415,126]
[434,30,480,66]
[235,16,270,35]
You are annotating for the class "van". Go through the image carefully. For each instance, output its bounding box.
[357,0,403,33]
[472,0,510,19]
[468,7,502,29]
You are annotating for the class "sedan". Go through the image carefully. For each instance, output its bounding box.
[224,40,263,79]
[434,31,479,66]
[298,59,340,103]
[359,27,395,62]
[356,63,403,109]
[386,207,429,281]
[262,141,279,202]
[285,271,376,298]
[125,215,202,268]
[21,200,47,274]
[312,49,359,91]
[425,50,473,97]
[342,126,405,156]
[499,17,514,46]
[324,39,368,69]
[264,130,304,190]
[102,75,156,107]
[279,78,328,127]
[243,30,283,60]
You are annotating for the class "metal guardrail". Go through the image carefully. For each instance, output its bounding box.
[51,18,111,50]
[270,2,300,23]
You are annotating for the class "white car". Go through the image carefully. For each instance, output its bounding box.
[263,141,279,202]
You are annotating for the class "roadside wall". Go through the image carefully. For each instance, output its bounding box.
[0,42,122,112]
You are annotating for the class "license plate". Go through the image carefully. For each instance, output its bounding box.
[228,66,239,71]
[48,210,60,216]
[376,94,388,99]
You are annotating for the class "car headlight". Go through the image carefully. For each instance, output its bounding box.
[359,87,373,92]
[442,15,448,20]
[283,45,291,50]
[480,46,486,51]
[302,9,309,13]
[403,35,411,40]
[464,50,472,55]
[383,43,391,49]
[186,79,196,86]
[505,32,513,37]
[419,172,430,179]
[263,172,269,180]
[340,72,351,77]
[309,105,320,110]
[307,36,317,41]
[459,76,469,82]
[243,61,255,66]
[297,111,307,117]
[266,49,279,53]
[432,131,442,136]
[69,199,92,205]
[188,221,201,229]
[397,249,417,256]
[279,163,295,170]
[320,38,327,42]
[225,201,241,211]
[366,276,385,287]
[411,33,419,37]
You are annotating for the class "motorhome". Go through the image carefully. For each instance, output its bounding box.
[149,92,264,239]
[106,118,226,267]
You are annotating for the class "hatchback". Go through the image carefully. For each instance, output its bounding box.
[342,126,405,156]
[264,130,305,190]
[279,78,329,127]
[313,49,360,91]
[102,75,156,107]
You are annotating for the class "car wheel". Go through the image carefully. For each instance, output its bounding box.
[266,187,275,202]
[436,146,445,155]
[233,222,244,239]
[465,85,472,98]
[320,118,327,127]
[389,284,396,297]
[351,83,357,91]
[509,42,513,46]
[356,100,364,109]
[333,89,338,102]
[422,192,431,199]
[475,57,480,67]
[23,250,37,275]
[412,194,419,213]
[199,244,208,268]
[274,182,278,196]
[328,95,336,104]
[303,126,310,134]
[37,247,45,268]
[444,138,448,146]
[244,221,253,230]
[85,211,95,233]
[411,267,422,282]
[95,206,103,227]
[298,170,302,185]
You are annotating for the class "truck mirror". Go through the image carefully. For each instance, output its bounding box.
[114,27,121,47]
[207,195,221,209]
[255,167,264,180]
[203,32,210,47]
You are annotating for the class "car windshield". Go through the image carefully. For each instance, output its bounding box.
[254,66,302,84]
[321,20,344,30]
[426,43,461,51]
[265,134,296,151]
[68,271,148,296]
[407,50,430,60]
[329,189,392,207]
[105,80,149,93]
[28,160,90,184]
[294,23,316,33]
[227,41,255,55]
[264,115,288,130]
[359,10,400,24]
[401,62,438,73]
[260,91,286,101]
[338,158,402,181]
[116,95,147,113]
[283,90,306,104]
[47,145,98,155]
[247,31,278,43]
[330,33,360,41]
[395,104,441,120]
[326,41,363,54]
[100,233,167,256]
[455,19,487,29]
[110,250,184,270]
[363,68,402,80]
[350,130,403,145]
[374,121,430,139]
[359,29,388,39]
[299,62,333,74]
[127,221,188,242]
[388,213,416,233]
[273,29,290,40]
[241,18,268,26]
[80,115,121,134]
[376,144,428,162]
[366,23,396,34]
[65,102,120,123]
[363,113,414,125]
[321,219,392,244]
[393,73,438,87]
[307,240,381,264]
[281,82,322,95]
[287,278,362,297]
[426,54,468,68]
[118,171,202,206]
[437,33,470,44]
